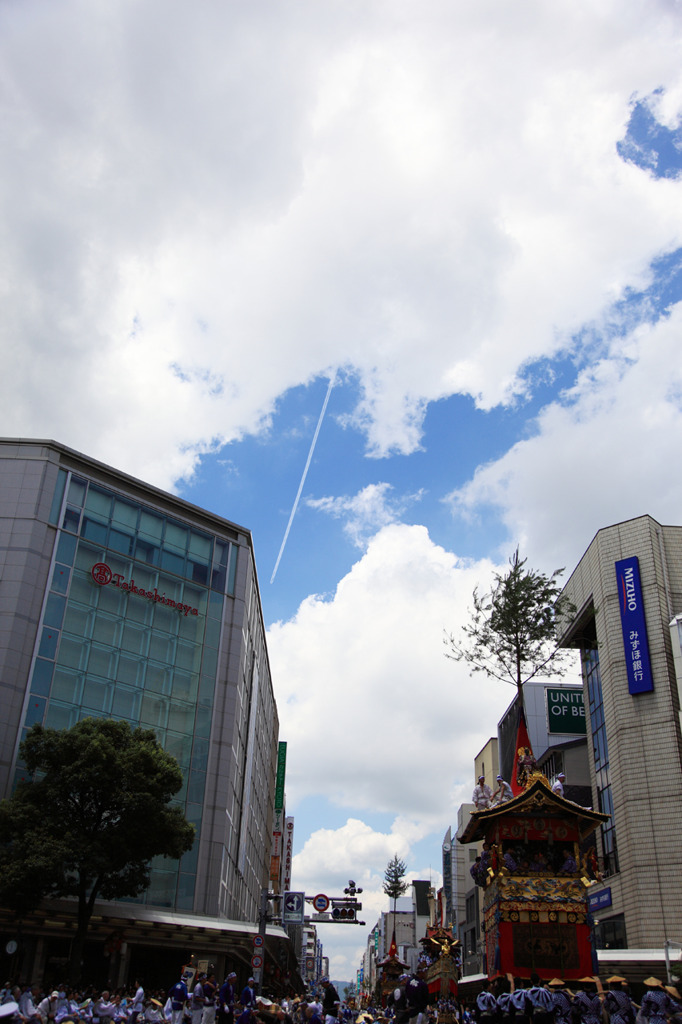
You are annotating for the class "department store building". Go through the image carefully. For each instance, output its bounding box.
[0,438,280,929]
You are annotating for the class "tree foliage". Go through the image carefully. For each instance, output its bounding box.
[444,548,575,695]
[0,717,195,981]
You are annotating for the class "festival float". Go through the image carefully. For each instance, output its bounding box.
[420,925,461,1001]
[458,751,608,981]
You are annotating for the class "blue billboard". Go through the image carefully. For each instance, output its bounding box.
[614,556,654,694]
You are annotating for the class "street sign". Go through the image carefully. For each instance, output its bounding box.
[251,953,263,969]
[312,893,329,913]
[253,934,264,947]
[282,890,305,924]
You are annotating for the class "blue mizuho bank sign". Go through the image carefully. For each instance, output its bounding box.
[615,555,654,694]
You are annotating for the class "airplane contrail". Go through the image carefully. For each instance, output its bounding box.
[270,373,336,584]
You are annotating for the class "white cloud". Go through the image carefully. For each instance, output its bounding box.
[268,524,514,822]
[291,817,443,982]
[2,2,682,484]
[307,483,424,548]
[447,303,682,573]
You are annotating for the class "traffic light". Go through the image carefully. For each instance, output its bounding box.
[331,899,362,921]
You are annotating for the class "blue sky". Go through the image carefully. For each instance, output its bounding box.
[3,0,682,981]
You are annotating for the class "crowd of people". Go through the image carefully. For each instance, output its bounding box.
[467,974,682,1024]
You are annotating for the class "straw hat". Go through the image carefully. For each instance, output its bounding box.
[606,977,627,985]
[150,1000,163,1008]
[547,980,565,988]
[665,987,681,1000]
[644,978,663,988]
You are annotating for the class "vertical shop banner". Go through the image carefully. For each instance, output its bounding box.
[615,556,654,694]
[283,817,294,892]
[275,741,287,810]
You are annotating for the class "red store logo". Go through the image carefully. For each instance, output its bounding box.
[91,562,199,617]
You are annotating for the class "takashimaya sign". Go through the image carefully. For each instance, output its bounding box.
[91,562,199,617]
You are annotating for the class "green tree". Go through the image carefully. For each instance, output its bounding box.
[0,718,195,982]
[383,854,408,948]
[444,548,575,696]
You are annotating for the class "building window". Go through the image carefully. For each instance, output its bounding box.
[593,913,627,950]
[582,643,619,876]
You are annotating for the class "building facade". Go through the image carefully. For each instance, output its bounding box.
[558,514,682,949]
[0,438,279,923]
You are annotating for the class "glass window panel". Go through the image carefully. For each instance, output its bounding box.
[45,701,77,730]
[139,510,164,540]
[68,574,97,607]
[176,875,195,910]
[82,517,108,545]
[185,803,203,828]
[116,653,145,687]
[188,531,212,560]
[211,566,226,594]
[112,498,139,528]
[203,618,221,650]
[124,596,153,626]
[149,633,175,663]
[176,642,201,672]
[164,522,188,553]
[82,676,113,713]
[145,662,172,696]
[96,583,126,616]
[194,706,212,739]
[63,604,94,638]
[201,647,217,679]
[135,538,159,566]
[31,658,54,696]
[49,470,67,526]
[214,541,229,567]
[167,703,196,734]
[87,643,117,679]
[109,528,134,556]
[85,486,112,517]
[160,550,185,576]
[52,667,84,703]
[141,694,168,729]
[165,732,192,768]
[51,564,71,595]
[56,531,78,565]
[44,593,66,629]
[67,477,87,507]
[24,696,45,727]
[177,615,203,641]
[172,670,198,702]
[208,590,224,620]
[180,844,199,874]
[147,870,176,906]
[187,771,206,804]
[152,603,181,634]
[121,622,149,656]
[198,674,216,707]
[191,737,209,772]
[39,626,59,659]
[129,565,154,593]
[189,561,209,585]
[62,507,81,533]
[75,541,105,570]
[92,612,121,646]
[182,585,205,614]
[58,636,88,671]
[111,686,142,720]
